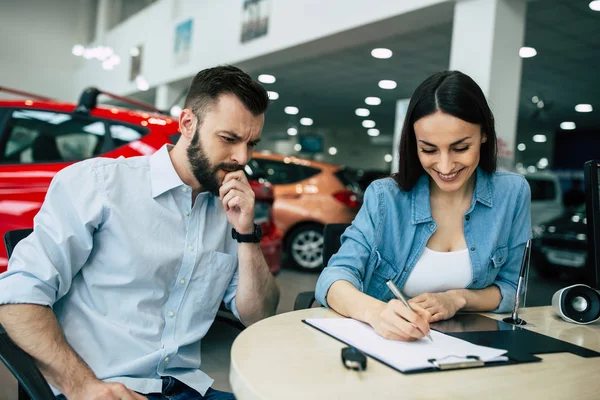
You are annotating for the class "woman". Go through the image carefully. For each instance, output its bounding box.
[315,70,531,342]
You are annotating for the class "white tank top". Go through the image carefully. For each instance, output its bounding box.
[402,247,473,298]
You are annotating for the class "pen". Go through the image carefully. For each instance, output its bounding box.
[386,280,434,342]
[511,239,532,323]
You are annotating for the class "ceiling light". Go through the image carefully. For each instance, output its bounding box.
[267,91,279,100]
[532,134,547,143]
[135,76,149,91]
[527,166,537,173]
[129,47,140,57]
[300,117,313,126]
[517,143,526,151]
[170,105,182,117]
[531,96,539,103]
[294,144,302,151]
[575,104,593,112]
[258,74,276,84]
[287,127,298,136]
[590,1,600,11]
[284,106,299,115]
[560,121,576,130]
[362,120,376,128]
[72,44,84,56]
[328,147,338,155]
[537,157,549,169]
[365,97,381,106]
[519,47,537,58]
[367,128,380,137]
[371,48,393,59]
[355,108,370,117]
[536,101,544,109]
[378,80,397,89]
[384,154,393,163]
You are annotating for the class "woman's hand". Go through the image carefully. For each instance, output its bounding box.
[368,299,432,341]
[408,291,466,323]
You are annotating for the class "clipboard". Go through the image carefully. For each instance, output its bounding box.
[302,318,523,374]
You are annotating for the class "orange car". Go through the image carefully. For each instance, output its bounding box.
[247,153,362,271]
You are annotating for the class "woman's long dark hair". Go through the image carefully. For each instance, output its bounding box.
[393,70,497,191]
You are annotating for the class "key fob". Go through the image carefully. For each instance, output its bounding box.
[341,346,367,371]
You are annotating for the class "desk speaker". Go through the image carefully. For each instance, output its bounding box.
[552,284,600,325]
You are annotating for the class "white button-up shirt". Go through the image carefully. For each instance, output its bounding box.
[0,145,240,395]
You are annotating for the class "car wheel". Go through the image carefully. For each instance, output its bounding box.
[286,223,324,272]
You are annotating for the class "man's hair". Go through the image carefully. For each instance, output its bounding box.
[184,65,269,124]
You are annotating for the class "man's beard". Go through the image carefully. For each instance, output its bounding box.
[186,131,244,196]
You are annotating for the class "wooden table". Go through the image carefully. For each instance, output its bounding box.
[230,306,600,400]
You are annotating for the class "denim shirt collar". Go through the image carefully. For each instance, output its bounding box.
[411,167,493,225]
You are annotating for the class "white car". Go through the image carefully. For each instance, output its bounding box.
[524,172,565,229]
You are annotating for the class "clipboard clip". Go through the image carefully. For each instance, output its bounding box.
[428,355,485,370]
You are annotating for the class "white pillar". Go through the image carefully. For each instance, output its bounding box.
[95,0,111,41]
[391,99,410,174]
[449,0,526,169]
[155,84,183,113]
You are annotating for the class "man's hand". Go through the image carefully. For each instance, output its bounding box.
[408,292,465,323]
[368,299,431,341]
[69,380,147,400]
[219,170,255,234]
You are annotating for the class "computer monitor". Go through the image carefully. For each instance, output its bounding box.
[584,160,600,289]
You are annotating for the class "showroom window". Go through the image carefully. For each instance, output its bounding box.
[0,109,106,164]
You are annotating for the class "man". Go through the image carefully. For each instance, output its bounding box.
[0,65,279,400]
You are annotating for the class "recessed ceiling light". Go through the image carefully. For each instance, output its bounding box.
[537,158,549,169]
[287,127,298,136]
[519,47,537,58]
[258,74,276,84]
[294,144,302,151]
[72,44,85,56]
[367,128,380,137]
[527,165,537,173]
[365,97,381,106]
[533,134,547,143]
[300,117,313,126]
[384,154,393,163]
[560,121,576,130]
[378,80,397,89]
[170,106,182,117]
[267,91,279,100]
[328,147,338,155]
[362,120,376,128]
[284,106,299,115]
[355,108,370,117]
[590,1,600,11]
[371,48,393,59]
[517,143,526,151]
[536,101,545,109]
[129,47,140,57]
[575,104,592,112]
[531,96,539,103]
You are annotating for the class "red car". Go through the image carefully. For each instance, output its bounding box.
[0,87,282,274]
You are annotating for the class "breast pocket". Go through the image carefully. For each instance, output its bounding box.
[192,251,238,315]
[365,250,398,300]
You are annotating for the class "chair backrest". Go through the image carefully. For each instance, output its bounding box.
[1,229,55,400]
[323,223,350,267]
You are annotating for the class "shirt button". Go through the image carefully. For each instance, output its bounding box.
[164,357,169,363]
[473,279,478,284]
[429,223,434,229]
[185,211,190,216]
[180,279,185,285]
[188,245,194,251]
[498,258,503,263]
[168,311,175,317]
[470,247,476,251]
[182,187,188,193]
[465,215,470,221]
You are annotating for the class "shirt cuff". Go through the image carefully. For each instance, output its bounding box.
[315,267,363,308]
[491,281,516,313]
[0,272,56,307]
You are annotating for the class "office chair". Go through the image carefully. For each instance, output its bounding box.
[1,228,55,400]
[293,223,350,310]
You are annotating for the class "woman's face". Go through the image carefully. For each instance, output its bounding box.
[414,111,486,193]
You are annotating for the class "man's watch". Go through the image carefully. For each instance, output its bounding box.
[232,224,262,243]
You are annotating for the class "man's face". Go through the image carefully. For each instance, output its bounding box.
[186,94,264,195]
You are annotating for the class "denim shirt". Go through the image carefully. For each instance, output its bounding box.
[315,168,532,313]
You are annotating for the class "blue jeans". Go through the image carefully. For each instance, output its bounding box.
[144,377,235,400]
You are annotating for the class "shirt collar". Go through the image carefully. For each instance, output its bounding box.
[150,145,185,198]
[411,167,493,225]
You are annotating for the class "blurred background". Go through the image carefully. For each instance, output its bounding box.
[0,0,599,396]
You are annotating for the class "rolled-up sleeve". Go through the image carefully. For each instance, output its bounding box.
[0,161,106,307]
[315,183,381,308]
[493,178,532,313]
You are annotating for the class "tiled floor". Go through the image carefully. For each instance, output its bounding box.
[0,263,566,399]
